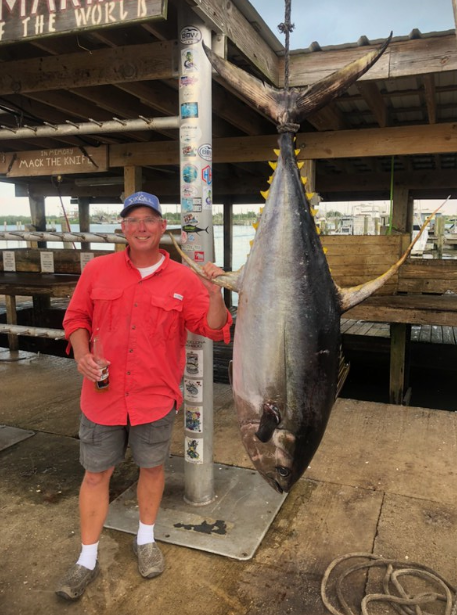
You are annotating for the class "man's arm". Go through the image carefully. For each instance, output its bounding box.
[201,262,228,330]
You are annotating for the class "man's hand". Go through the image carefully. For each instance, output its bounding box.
[200,262,225,296]
[76,352,110,383]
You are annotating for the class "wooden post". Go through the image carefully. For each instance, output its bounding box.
[5,295,19,351]
[301,160,316,191]
[29,192,51,312]
[124,165,142,197]
[29,193,47,249]
[223,199,233,309]
[435,214,445,258]
[78,197,91,251]
[389,323,411,405]
[390,186,413,404]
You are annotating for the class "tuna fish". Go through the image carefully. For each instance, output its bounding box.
[171,35,434,493]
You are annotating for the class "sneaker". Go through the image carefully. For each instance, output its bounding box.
[55,561,100,600]
[132,539,164,579]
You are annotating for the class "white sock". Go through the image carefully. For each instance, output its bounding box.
[76,542,99,570]
[137,521,155,546]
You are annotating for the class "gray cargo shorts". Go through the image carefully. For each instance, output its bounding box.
[79,406,176,473]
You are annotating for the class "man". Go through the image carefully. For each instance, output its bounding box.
[56,192,231,600]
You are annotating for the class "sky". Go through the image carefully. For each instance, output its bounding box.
[0,0,456,219]
[249,0,455,49]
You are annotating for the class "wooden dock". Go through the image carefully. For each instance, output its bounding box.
[341,318,457,344]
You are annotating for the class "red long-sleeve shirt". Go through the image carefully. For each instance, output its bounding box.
[63,248,232,426]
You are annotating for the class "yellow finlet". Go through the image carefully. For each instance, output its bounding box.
[306,192,316,200]
[297,161,305,170]
[301,176,308,185]
[323,247,328,254]
[260,190,269,200]
[295,149,301,156]
[273,149,280,156]
[310,208,317,217]
[267,175,273,185]
[259,207,264,214]
[316,226,321,235]
[268,161,277,171]
[252,222,259,230]
[249,240,254,248]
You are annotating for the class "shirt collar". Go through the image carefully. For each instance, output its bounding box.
[124,247,170,274]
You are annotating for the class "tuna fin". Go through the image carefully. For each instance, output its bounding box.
[203,42,285,122]
[168,233,243,293]
[203,35,391,128]
[294,34,392,121]
[255,402,281,443]
[337,200,447,312]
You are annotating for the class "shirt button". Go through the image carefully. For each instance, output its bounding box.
[132,325,136,330]
[134,303,138,307]
[129,349,133,353]
[126,392,129,397]
[127,371,131,375]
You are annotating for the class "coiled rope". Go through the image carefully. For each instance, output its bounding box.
[321,553,457,615]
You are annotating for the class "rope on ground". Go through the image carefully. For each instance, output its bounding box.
[321,553,456,615]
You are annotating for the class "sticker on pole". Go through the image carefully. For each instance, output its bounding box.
[185,437,203,463]
[184,378,203,403]
[185,404,203,432]
[202,165,212,185]
[180,26,202,46]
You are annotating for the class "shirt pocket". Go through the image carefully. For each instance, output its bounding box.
[90,287,123,331]
[149,294,184,340]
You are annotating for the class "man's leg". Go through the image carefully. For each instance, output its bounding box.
[80,467,115,545]
[137,465,165,526]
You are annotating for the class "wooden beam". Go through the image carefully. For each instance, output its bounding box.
[357,82,388,127]
[0,41,177,96]
[186,0,279,84]
[316,169,457,192]
[108,123,457,167]
[453,0,457,44]
[307,103,348,131]
[284,34,457,87]
[422,74,437,124]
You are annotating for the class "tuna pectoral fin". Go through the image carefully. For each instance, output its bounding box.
[168,233,243,292]
[255,402,281,443]
[337,201,447,312]
[295,33,392,120]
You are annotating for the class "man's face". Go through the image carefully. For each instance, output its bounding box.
[121,206,167,254]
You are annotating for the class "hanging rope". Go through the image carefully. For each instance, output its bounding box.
[278,0,295,91]
[321,553,457,615]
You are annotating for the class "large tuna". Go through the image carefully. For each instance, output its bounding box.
[172,35,433,493]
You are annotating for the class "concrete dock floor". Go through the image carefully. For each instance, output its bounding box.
[0,348,456,615]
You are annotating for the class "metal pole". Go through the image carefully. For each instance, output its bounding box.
[178,9,215,505]
[0,116,180,140]
[0,230,178,245]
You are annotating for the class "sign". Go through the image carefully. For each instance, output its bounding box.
[3,251,16,271]
[40,251,55,273]
[0,146,108,177]
[0,0,166,45]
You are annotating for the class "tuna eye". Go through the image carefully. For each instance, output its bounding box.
[276,466,290,478]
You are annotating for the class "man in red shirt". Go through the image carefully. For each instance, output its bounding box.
[56,192,231,600]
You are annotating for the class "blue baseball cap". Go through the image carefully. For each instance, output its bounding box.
[120,191,162,217]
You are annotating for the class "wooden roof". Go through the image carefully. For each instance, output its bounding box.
[1,0,457,204]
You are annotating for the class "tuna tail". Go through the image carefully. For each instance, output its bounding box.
[337,200,448,313]
[202,34,392,128]
[168,233,243,292]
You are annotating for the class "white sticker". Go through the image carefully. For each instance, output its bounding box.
[40,251,55,273]
[80,252,94,270]
[185,436,204,464]
[184,377,203,403]
[185,348,203,377]
[3,251,16,271]
[185,404,203,433]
